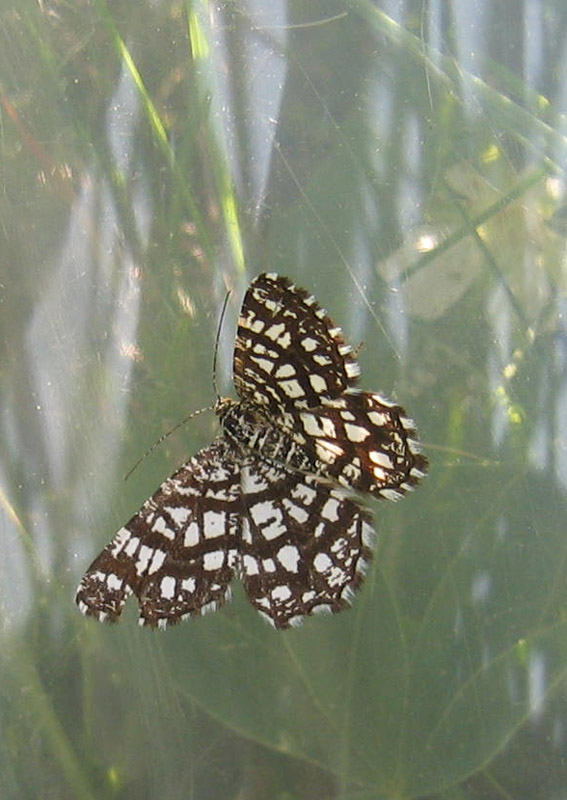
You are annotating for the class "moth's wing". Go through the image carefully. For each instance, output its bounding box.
[233,273,360,413]
[284,390,428,499]
[239,457,376,629]
[75,439,242,629]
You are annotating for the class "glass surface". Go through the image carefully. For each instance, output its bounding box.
[1,0,566,798]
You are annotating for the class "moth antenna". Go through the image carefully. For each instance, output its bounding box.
[124,287,232,482]
[123,407,213,482]
[212,287,232,400]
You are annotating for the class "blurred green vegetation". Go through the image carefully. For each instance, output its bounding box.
[1,0,566,798]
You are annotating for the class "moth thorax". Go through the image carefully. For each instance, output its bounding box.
[217,398,315,472]
[217,398,257,444]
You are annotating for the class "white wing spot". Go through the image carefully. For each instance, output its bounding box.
[327,566,347,587]
[369,450,394,469]
[280,379,305,398]
[152,516,169,535]
[203,550,225,571]
[124,536,140,557]
[313,553,333,573]
[331,537,348,555]
[315,440,344,463]
[243,554,259,575]
[300,413,324,437]
[106,573,123,592]
[160,576,176,599]
[184,521,200,548]
[253,357,275,374]
[275,363,296,378]
[344,423,371,442]
[291,483,317,504]
[277,544,300,572]
[168,506,191,525]
[242,467,269,492]
[148,549,166,575]
[110,527,131,556]
[135,545,153,575]
[203,510,226,538]
[282,499,309,523]
[321,497,340,522]
[368,411,388,426]
[301,337,318,351]
[271,585,292,601]
[309,373,328,393]
[250,502,285,539]
[265,322,285,341]
[300,413,336,438]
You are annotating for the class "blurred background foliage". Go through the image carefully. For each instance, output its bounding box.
[1,0,567,798]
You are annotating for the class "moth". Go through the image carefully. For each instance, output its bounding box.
[76,273,427,629]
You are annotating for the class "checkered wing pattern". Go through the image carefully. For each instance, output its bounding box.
[76,440,374,629]
[76,272,427,630]
[239,460,374,628]
[290,391,428,500]
[76,439,241,628]
[234,273,360,412]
